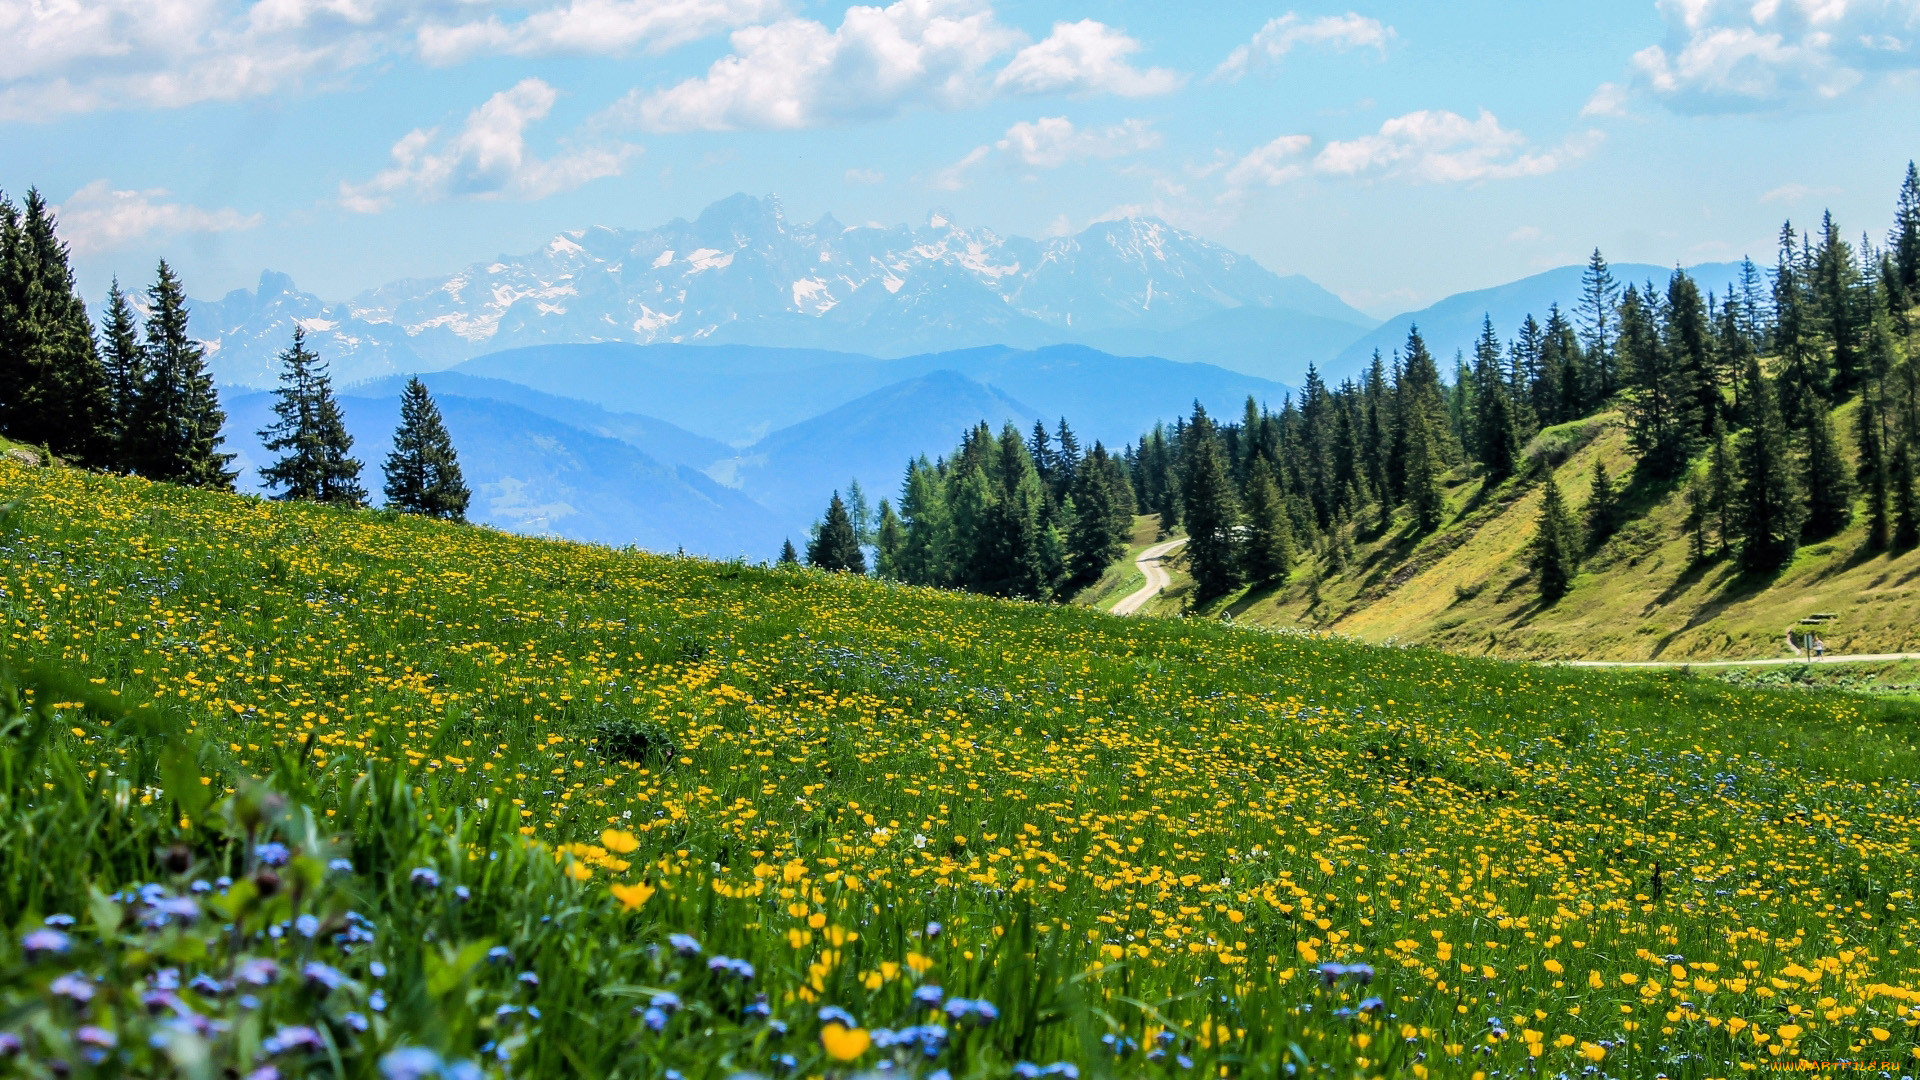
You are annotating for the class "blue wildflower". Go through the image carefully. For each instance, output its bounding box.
[22,928,70,958]
[255,843,292,867]
[669,933,702,956]
[409,867,441,888]
[50,972,95,1003]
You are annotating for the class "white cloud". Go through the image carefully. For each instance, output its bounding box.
[1221,133,1313,193]
[1581,81,1630,116]
[617,0,1023,132]
[1214,12,1393,81]
[416,0,781,64]
[1628,0,1920,112]
[339,78,634,212]
[1313,109,1594,183]
[993,19,1182,97]
[928,144,990,190]
[1761,181,1844,202]
[53,180,261,254]
[994,116,1158,167]
[844,167,886,184]
[0,0,767,118]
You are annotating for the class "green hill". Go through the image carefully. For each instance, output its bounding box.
[1122,407,1920,666]
[1,459,1917,1077]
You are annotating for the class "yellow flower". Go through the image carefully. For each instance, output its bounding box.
[1776,1024,1802,1042]
[821,1024,871,1061]
[1588,970,1605,989]
[1579,1042,1605,1063]
[609,881,655,911]
[564,861,592,881]
[600,829,640,854]
[1870,1027,1890,1042]
[1543,958,1563,974]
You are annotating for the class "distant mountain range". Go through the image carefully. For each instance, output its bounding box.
[191,194,1374,388]
[220,343,1293,558]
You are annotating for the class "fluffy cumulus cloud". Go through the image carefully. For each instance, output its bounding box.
[617,0,1023,131]
[992,19,1182,97]
[1629,0,1920,111]
[994,116,1158,167]
[1214,11,1393,81]
[1221,133,1313,192]
[416,0,781,64]
[1312,109,1592,183]
[339,78,634,211]
[0,0,780,118]
[52,180,262,254]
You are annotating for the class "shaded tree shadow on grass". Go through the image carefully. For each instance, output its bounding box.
[1644,562,1791,659]
[1647,555,1725,611]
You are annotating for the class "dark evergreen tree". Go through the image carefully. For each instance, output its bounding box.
[1800,398,1852,539]
[1892,161,1920,304]
[807,493,866,573]
[1583,459,1620,552]
[131,260,234,488]
[258,327,365,506]
[1360,352,1390,513]
[1684,471,1710,563]
[1532,473,1578,602]
[1179,403,1242,600]
[97,278,146,467]
[1052,418,1081,503]
[1618,284,1694,477]
[874,499,904,579]
[1664,269,1717,435]
[0,190,112,464]
[1706,421,1736,557]
[1735,356,1804,572]
[777,538,800,565]
[1576,247,1619,395]
[1773,221,1825,424]
[1812,211,1865,394]
[894,459,951,586]
[382,377,470,521]
[1239,464,1293,586]
[1027,420,1055,492]
[1063,443,1131,592]
[1470,316,1518,481]
[1894,441,1920,550]
[1857,381,1890,551]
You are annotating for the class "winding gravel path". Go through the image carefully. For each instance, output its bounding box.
[1112,537,1187,616]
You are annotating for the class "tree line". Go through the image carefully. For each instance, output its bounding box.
[1122,162,1920,603]
[794,419,1137,602]
[0,188,471,521]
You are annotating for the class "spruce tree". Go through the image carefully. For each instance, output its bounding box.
[131,260,234,489]
[1576,247,1619,394]
[1403,407,1446,534]
[1052,418,1082,503]
[1706,424,1736,557]
[777,538,800,565]
[1889,161,1919,305]
[1239,465,1293,586]
[874,499,904,579]
[383,377,470,521]
[1684,471,1710,563]
[97,279,146,468]
[895,459,951,586]
[1857,383,1890,551]
[1583,459,1620,552]
[807,493,866,573]
[1735,356,1804,572]
[1894,441,1920,550]
[1800,400,1853,539]
[0,190,112,464]
[1812,211,1865,394]
[258,327,366,506]
[1532,472,1578,602]
[1179,403,1242,600]
[1471,316,1518,482]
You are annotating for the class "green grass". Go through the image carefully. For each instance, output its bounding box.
[2,460,1919,1078]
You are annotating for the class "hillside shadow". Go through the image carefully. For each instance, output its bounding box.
[1648,556,1721,610]
[1644,563,1787,659]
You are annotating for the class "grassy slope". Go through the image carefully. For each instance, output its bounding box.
[2,460,1919,1077]
[1130,406,1920,662]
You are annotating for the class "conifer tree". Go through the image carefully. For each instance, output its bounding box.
[1664,270,1717,435]
[131,260,234,489]
[1471,316,1519,482]
[894,459,951,586]
[383,377,470,521]
[97,279,146,467]
[807,493,865,573]
[1773,222,1825,424]
[845,478,874,546]
[1403,407,1446,534]
[1857,383,1890,551]
[1800,399,1853,540]
[0,190,112,464]
[1735,356,1804,572]
[1812,211,1865,394]
[1618,284,1695,478]
[1063,444,1130,592]
[1577,248,1619,394]
[1532,472,1578,602]
[777,538,800,565]
[1684,471,1710,563]
[1052,418,1081,503]
[1894,441,1920,550]
[258,327,365,506]
[1583,459,1620,552]
[874,499,904,579]
[1239,465,1293,586]
[1892,161,1920,303]
[1179,403,1242,600]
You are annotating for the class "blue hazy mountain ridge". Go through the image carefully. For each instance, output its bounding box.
[453,342,1294,450]
[189,193,1378,390]
[717,370,1041,527]
[1330,261,1746,379]
[342,371,730,471]
[221,388,781,556]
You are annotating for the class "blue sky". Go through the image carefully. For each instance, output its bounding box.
[5,0,1917,317]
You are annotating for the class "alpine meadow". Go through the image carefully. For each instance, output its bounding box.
[8,1,1920,1078]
